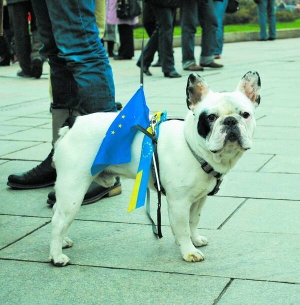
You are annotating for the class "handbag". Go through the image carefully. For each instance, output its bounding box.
[226,0,240,14]
[117,0,141,19]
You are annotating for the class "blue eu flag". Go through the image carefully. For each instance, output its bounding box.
[91,86,150,176]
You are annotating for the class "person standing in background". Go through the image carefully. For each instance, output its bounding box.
[255,0,276,41]
[181,0,223,71]
[6,0,45,78]
[213,0,229,59]
[106,0,138,60]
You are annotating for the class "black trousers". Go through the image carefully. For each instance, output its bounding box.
[117,24,134,59]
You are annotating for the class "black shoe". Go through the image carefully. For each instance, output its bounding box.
[31,57,43,79]
[116,102,123,110]
[152,60,161,67]
[7,149,57,189]
[17,70,32,78]
[143,66,152,76]
[268,37,276,41]
[47,177,122,206]
[114,55,132,60]
[136,62,152,76]
[201,62,224,69]
[164,71,182,78]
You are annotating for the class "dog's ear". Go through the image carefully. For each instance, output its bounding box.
[186,73,212,110]
[236,71,261,106]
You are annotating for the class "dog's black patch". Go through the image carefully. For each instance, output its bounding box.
[197,111,211,139]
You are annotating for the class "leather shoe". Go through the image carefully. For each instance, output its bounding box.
[7,149,57,189]
[31,57,43,79]
[17,70,31,78]
[201,62,224,69]
[114,55,132,60]
[164,71,182,78]
[183,64,204,71]
[116,102,123,110]
[152,60,161,67]
[143,66,152,76]
[47,177,122,206]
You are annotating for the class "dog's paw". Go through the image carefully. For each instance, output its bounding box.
[49,254,70,267]
[192,235,209,247]
[62,237,74,249]
[182,248,205,262]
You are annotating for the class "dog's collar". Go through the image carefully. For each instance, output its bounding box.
[185,140,223,196]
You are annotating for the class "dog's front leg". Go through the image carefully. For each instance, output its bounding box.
[190,197,208,247]
[168,199,205,262]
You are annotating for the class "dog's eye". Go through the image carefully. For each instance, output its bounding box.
[242,112,250,119]
[207,114,217,122]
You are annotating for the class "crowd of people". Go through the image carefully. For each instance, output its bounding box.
[0,0,278,206]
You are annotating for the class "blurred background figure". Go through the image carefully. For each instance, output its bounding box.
[6,0,45,78]
[255,0,276,40]
[106,0,138,60]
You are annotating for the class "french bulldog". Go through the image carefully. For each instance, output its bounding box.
[49,71,261,266]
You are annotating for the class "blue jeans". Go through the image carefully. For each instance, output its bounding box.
[257,0,276,40]
[214,0,228,55]
[31,0,116,114]
[181,0,218,67]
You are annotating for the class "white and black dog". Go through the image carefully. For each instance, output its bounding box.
[49,71,261,266]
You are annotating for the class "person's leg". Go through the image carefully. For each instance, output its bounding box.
[34,0,116,114]
[8,0,118,192]
[267,0,276,40]
[199,0,220,66]
[257,0,268,40]
[116,24,134,59]
[8,2,32,76]
[29,3,45,78]
[213,0,228,56]
[152,6,178,75]
[181,0,198,69]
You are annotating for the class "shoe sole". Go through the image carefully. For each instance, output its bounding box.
[7,180,55,190]
[46,183,122,206]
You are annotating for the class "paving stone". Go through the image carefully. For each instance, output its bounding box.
[218,171,300,200]
[0,140,40,157]
[259,155,300,174]
[2,142,52,160]
[1,221,300,283]
[218,279,300,305]
[0,260,230,305]
[220,198,300,234]
[0,215,50,249]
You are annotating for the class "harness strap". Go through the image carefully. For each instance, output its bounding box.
[185,140,223,196]
[135,123,163,238]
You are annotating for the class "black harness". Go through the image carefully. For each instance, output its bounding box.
[136,117,223,239]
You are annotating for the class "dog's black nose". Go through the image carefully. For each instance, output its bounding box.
[224,116,237,126]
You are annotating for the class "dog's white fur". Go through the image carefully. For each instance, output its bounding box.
[49,71,261,266]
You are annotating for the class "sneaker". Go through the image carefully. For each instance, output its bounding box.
[7,149,57,189]
[47,177,122,206]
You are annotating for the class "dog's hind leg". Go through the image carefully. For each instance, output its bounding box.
[168,199,205,262]
[189,198,208,247]
[49,178,91,267]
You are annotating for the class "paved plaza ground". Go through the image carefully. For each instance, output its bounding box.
[1,36,300,304]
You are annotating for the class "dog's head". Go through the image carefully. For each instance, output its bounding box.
[185,71,261,155]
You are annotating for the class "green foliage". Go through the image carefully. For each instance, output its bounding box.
[276,10,298,22]
[224,0,299,24]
